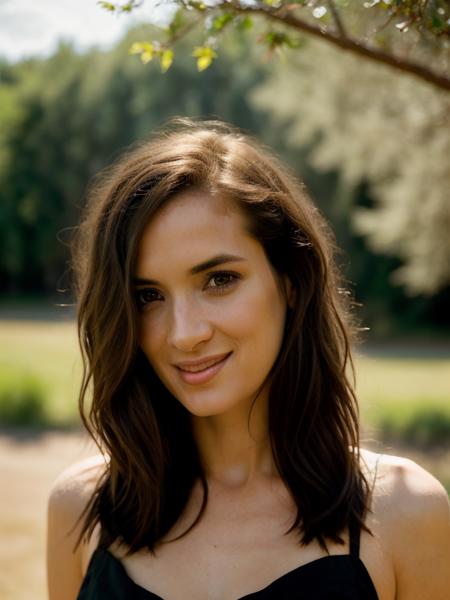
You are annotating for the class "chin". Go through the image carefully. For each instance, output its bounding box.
[174,392,240,418]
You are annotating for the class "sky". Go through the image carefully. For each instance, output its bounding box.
[0,0,173,62]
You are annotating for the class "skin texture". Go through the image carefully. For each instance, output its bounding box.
[47,451,450,600]
[47,190,450,600]
[134,190,293,482]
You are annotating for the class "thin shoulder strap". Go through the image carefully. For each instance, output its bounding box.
[348,515,361,558]
[349,452,382,558]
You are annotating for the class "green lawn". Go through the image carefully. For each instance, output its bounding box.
[0,320,81,425]
[355,352,450,446]
[1,319,449,441]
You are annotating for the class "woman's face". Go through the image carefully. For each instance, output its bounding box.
[134,190,292,418]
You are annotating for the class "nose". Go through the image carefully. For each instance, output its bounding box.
[167,297,213,352]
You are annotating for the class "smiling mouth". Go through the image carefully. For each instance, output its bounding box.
[175,353,232,385]
[176,355,229,373]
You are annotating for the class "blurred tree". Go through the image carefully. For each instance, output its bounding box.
[99,0,450,91]
[0,23,448,334]
[0,28,268,295]
[251,37,450,296]
[97,0,450,296]
[1,46,94,292]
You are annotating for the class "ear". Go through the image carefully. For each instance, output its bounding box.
[282,275,296,308]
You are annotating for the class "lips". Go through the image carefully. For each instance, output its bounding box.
[175,353,232,373]
[174,352,232,385]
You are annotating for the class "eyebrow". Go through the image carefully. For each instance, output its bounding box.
[133,254,246,286]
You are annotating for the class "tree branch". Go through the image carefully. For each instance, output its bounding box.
[229,3,450,92]
[167,15,204,46]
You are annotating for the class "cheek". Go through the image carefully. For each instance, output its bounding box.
[138,312,165,363]
[227,279,287,353]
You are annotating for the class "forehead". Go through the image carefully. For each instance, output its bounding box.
[158,189,240,226]
[135,190,256,275]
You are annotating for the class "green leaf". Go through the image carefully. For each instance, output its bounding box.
[284,35,302,49]
[212,13,234,32]
[431,15,445,29]
[260,31,301,50]
[189,1,207,11]
[97,1,117,11]
[120,1,135,12]
[192,46,218,71]
[140,51,153,64]
[198,56,213,71]
[160,49,174,73]
[167,9,185,36]
[129,42,142,55]
[129,41,155,64]
[129,41,154,55]
[238,16,253,31]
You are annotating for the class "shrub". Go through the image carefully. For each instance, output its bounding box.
[367,398,450,449]
[0,371,48,426]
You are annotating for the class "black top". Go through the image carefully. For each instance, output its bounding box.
[76,520,379,599]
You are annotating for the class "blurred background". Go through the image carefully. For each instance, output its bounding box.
[0,1,449,599]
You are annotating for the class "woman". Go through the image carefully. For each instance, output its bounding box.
[47,119,450,600]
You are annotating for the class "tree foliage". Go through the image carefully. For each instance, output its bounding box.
[252,37,450,295]
[1,24,448,333]
[0,28,267,294]
[99,0,450,91]
[96,0,450,295]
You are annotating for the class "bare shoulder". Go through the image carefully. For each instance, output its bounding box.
[360,449,450,600]
[360,448,449,524]
[49,453,108,507]
[360,449,448,499]
[47,454,109,600]
[48,453,109,557]
[361,449,449,511]
[48,453,108,532]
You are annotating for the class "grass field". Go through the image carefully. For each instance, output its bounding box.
[1,319,449,432]
[0,319,81,424]
[356,350,450,445]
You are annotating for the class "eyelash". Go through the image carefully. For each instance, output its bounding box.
[135,270,241,308]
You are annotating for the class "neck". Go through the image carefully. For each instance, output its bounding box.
[190,392,277,489]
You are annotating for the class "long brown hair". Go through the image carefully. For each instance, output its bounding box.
[72,118,370,554]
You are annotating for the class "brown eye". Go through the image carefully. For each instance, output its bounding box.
[206,271,240,290]
[135,288,163,307]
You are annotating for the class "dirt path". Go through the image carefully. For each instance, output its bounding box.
[0,430,96,600]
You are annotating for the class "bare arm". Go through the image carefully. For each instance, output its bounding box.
[46,455,107,600]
